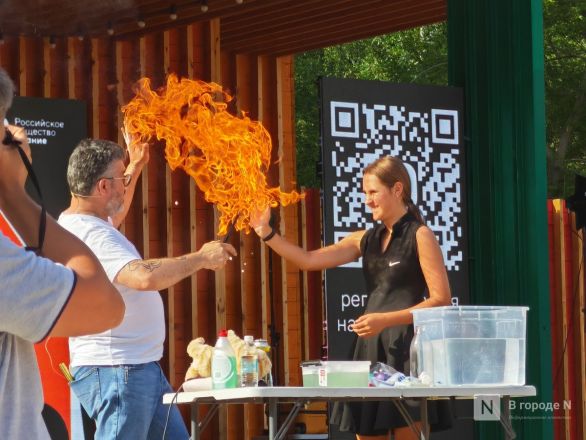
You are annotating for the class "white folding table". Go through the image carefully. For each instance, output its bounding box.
[163,385,536,440]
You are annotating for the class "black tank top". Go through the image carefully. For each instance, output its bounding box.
[334,214,450,434]
[360,212,426,314]
[350,212,426,370]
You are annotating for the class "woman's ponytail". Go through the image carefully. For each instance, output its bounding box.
[405,197,425,225]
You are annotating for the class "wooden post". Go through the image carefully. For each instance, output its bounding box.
[163,29,177,387]
[187,23,202,340]
[300,189,325,362]
[208,18,231,440]
[67,38,90,103]
[276,55,302,386]
[257,56,271,344]
[111,40,142,244]
[0,36,19,81]
[43,36,66,98]
[19,36,42,97]
[551,200,570,437]
[92,38,114,139]
[137,36,154,259]
[209,17,226,335]
[570,214,585,439]
[301,193,310,362]
[236,52,263,440]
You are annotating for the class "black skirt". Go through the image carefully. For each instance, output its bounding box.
[330,329,453,435]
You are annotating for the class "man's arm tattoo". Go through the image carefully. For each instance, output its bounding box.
[128,259,162,272]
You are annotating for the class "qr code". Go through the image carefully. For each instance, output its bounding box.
[329,101,464,271]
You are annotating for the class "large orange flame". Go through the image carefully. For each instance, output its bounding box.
[122,74,303,236]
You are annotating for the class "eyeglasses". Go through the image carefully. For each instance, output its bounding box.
[101,174,132,187]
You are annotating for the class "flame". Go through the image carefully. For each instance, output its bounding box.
[122,74,303,236]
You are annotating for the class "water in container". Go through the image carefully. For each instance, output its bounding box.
[412,305,528,386]
[240,335,259,387]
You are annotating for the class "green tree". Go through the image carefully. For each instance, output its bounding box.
[295,1,586,197]
[294,23,448,188]
[544,0,586,197]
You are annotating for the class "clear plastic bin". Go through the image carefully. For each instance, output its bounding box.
[320,361,370,387]
[301,363,321,387]
[411,305,528,386]
[301,361,370,387]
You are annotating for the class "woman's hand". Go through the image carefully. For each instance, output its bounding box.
[249,206,272,238]
[352,312,389,338]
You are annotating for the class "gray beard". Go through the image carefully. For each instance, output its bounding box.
[105,197,124,218]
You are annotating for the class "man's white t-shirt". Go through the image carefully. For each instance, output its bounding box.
[58,213,165,367]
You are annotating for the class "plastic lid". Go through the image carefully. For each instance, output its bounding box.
[218,329,228,337]
[244,335,254,343]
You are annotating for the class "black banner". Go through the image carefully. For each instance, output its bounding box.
[6,97,87,218]
[319,77,468,361]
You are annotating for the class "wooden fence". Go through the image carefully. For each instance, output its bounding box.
[548,199,586,440]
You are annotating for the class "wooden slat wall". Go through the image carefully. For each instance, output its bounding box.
[301,188,324,361]
[185,23,221,440]
[257,55,273,345]
[0,37,19,82]
[92,39,115,140]
[235,52,264,440]
[0,22,323,439]
[276,56,302,387]
[258,55,286,388]
[19,37,42,97]
[549,200,586,440]
[570,212,586,440]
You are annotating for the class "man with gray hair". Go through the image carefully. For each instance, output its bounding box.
[58,137,236,439]
[0,69,14,118]
[0,70,125,439]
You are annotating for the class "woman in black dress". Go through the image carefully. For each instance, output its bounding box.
[250,155,451,440]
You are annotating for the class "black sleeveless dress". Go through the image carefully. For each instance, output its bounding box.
[332,213,451,435]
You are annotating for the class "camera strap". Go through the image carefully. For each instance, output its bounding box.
[14,144,46,255]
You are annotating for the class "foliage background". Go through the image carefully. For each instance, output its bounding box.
[294,0,585,197]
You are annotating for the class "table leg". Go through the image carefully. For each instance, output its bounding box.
[501,396,516,440]
[276,401,304,440]
[268,398,278,440]
[191,402,199,440]
[420,399,430,439]
[392,400,422,439]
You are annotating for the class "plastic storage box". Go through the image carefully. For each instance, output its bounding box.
[301,362,321,387]
[411,305,528,386]
[320,361,370,387]
[301,361,371,387]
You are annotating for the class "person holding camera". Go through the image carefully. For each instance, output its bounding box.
[0,69,125,440]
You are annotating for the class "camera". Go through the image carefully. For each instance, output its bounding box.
[2,119,21,148]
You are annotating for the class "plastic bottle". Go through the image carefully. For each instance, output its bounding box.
[212,329,238,389]
[409,326,422,378]
[240,335,259,387]
[254,338,273,386]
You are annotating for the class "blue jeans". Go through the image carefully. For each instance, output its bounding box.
[70,362,188,440]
